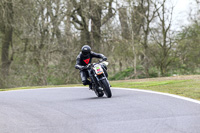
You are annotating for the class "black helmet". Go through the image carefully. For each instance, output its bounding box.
[81,45,91,56]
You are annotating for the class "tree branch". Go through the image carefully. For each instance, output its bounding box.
[70,20,84,30]
[101,0,116,26]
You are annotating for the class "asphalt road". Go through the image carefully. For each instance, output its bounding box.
[0,87,200,133]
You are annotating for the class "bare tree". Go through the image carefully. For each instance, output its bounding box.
[118,7,131,40]
[151,0,175,76]
[70,0,115,52]
[140,0,160,77]
[130,1,147,78]
[0,0,14,84]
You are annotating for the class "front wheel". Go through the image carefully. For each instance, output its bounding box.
[94,89,104,97]
[101,79,112,98]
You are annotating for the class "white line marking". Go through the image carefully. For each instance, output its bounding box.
[112,87,200,105]
[35,87,200,104]
[1,87,200,105]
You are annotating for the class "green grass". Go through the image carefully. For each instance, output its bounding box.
[110,79,200,100]
[1,77,200,101]
[0,84,82,91]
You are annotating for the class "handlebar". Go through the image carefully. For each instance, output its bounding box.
[85,59,108,70]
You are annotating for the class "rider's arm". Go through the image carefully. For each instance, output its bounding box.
[75,54,84,70]
[91,52,107,61]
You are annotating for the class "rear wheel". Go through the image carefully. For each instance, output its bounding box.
[101,79,112,98]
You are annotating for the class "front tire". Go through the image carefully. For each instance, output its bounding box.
[101,79,112,98]
[94,89,104,97]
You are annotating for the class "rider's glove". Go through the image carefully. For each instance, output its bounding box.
[103,57,107,61]
[79,66,84,70]
[80,66,88,71]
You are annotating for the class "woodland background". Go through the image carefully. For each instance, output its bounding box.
[0,0,200,88]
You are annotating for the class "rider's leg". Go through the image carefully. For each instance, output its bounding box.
[80,70,92,89]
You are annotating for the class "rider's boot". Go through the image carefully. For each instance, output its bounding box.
[89,83,93,90]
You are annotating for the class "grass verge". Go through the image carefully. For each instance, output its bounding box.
[0,84,82,91]
[110,78,200,101]
[1,75,200,101]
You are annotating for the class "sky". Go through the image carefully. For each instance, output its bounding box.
[115,0,196,30]
[172,0,195,29]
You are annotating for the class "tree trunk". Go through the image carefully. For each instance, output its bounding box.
[1,27,13,77]
[1,0,13,78]
[119,60,122,72]
[143,47,150,78]
[90,0,102,52]
[119,7,130,40]
[81,29,91,45]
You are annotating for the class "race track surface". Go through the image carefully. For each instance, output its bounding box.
[0,87,200,133]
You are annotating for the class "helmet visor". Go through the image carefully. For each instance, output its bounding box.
[82,50,90,56]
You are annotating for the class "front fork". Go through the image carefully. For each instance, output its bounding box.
[88,69,108,90]
[96,74,110,89]
[88,69,99,89]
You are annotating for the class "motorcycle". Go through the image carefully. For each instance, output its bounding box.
[85,60,112,98]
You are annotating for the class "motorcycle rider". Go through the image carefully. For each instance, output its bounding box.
[75,45,107,89]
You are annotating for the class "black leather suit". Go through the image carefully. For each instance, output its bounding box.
[75,51,107,85]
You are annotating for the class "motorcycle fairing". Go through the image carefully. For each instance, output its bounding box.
[93,64,104,75]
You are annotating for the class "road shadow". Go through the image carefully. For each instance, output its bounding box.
[80,97,108,100]
[75,95,124,101]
